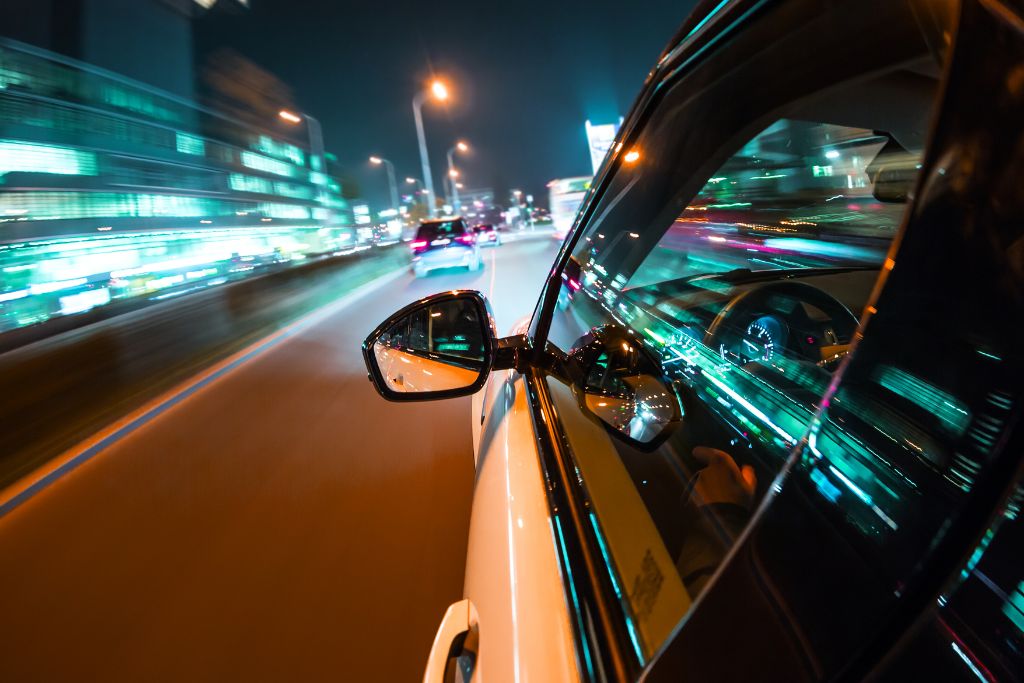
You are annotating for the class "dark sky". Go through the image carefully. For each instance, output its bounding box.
[196,0,697,211]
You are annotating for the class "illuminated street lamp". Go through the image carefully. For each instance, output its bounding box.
[279,109,328,222]
[446,140,469,213]
[413,78,450,218]
[369,156,400,230]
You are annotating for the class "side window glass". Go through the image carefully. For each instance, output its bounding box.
[545,115,928,658]
[542,6,951,654]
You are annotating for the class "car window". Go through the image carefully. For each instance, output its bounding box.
[541,1,950,663]
[416,220,466,240]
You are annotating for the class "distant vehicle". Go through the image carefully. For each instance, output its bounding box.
[472,224,501,247]
[548,176,591,241]
[365,0,1024,681]
[409,218,481,277]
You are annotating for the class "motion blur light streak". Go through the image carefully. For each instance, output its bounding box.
[0,265,407,519]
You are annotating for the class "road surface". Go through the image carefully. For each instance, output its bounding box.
[0,236,560,682]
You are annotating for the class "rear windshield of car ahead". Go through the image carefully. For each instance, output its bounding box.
[416,220,466,241]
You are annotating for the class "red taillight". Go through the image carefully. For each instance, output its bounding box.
[410,240,428,252]
[456,234,475,245]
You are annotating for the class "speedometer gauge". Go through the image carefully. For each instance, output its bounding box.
[742,321,776,362]
[719,316,782,364]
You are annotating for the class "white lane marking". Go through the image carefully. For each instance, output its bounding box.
[488,243,498,301]
[0,267,407,519]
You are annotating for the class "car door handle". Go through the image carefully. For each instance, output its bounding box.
[423,598,476,683]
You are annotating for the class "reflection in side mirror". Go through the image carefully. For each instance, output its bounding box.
[362,290,496,402]
[569,325,682,450]
[867,139,920,204]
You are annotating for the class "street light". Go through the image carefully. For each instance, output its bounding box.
[369,155,400,234]
[446,140,469,214]
[279,109,328,222]
[413,78,450,218]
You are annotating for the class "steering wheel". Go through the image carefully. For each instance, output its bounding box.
[703,280,860,366]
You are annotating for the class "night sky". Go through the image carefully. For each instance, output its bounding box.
[195,0,697,211]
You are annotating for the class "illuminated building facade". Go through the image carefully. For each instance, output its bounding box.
[0,37,355,332]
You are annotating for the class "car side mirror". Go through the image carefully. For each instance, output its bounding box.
[568,325,682,450]
[362,290,496,401]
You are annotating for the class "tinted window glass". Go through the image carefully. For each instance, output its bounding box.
[416,220,467,241]
[541,1,949,662]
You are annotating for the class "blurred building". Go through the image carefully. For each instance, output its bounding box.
[0,0,250,99]
[0,32,356,332]
[585,118,623,175]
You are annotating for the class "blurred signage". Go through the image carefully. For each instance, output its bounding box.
[353,204,371,225]
[585,119,623,175]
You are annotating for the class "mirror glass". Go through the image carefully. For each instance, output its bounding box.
[576,335,680,445]
[371,297,487,394]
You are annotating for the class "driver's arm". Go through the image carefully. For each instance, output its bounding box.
[675,447,757,594]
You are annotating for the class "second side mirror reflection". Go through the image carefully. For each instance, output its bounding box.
[569,325,682,449]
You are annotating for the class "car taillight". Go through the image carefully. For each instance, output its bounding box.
[456,234,475,245]
[411,240,427,249]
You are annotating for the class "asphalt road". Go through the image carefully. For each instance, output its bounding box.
[0,235,560,682]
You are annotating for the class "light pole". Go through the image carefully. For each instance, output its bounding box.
[280,109,329,222]
[369,156,400,233]
[405,177,426,228]
[511,189,523,229]
[446,140,469,214]
[413,79,449,218]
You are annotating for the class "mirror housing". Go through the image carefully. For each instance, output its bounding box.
[568,325,682,450]
[362,290,497,402]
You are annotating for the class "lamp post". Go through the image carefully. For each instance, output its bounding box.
[511,189,524,230]
[445,140,469,215]
[279,109,328,222]
[369,156,400,233]
[413,79,449,218]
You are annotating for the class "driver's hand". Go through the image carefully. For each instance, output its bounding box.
[691,447,757,509]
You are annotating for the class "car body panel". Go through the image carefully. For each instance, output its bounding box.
[464,371,581,682]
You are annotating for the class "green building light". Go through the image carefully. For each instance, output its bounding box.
[0,140,98,177]
[175,133,205,156]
